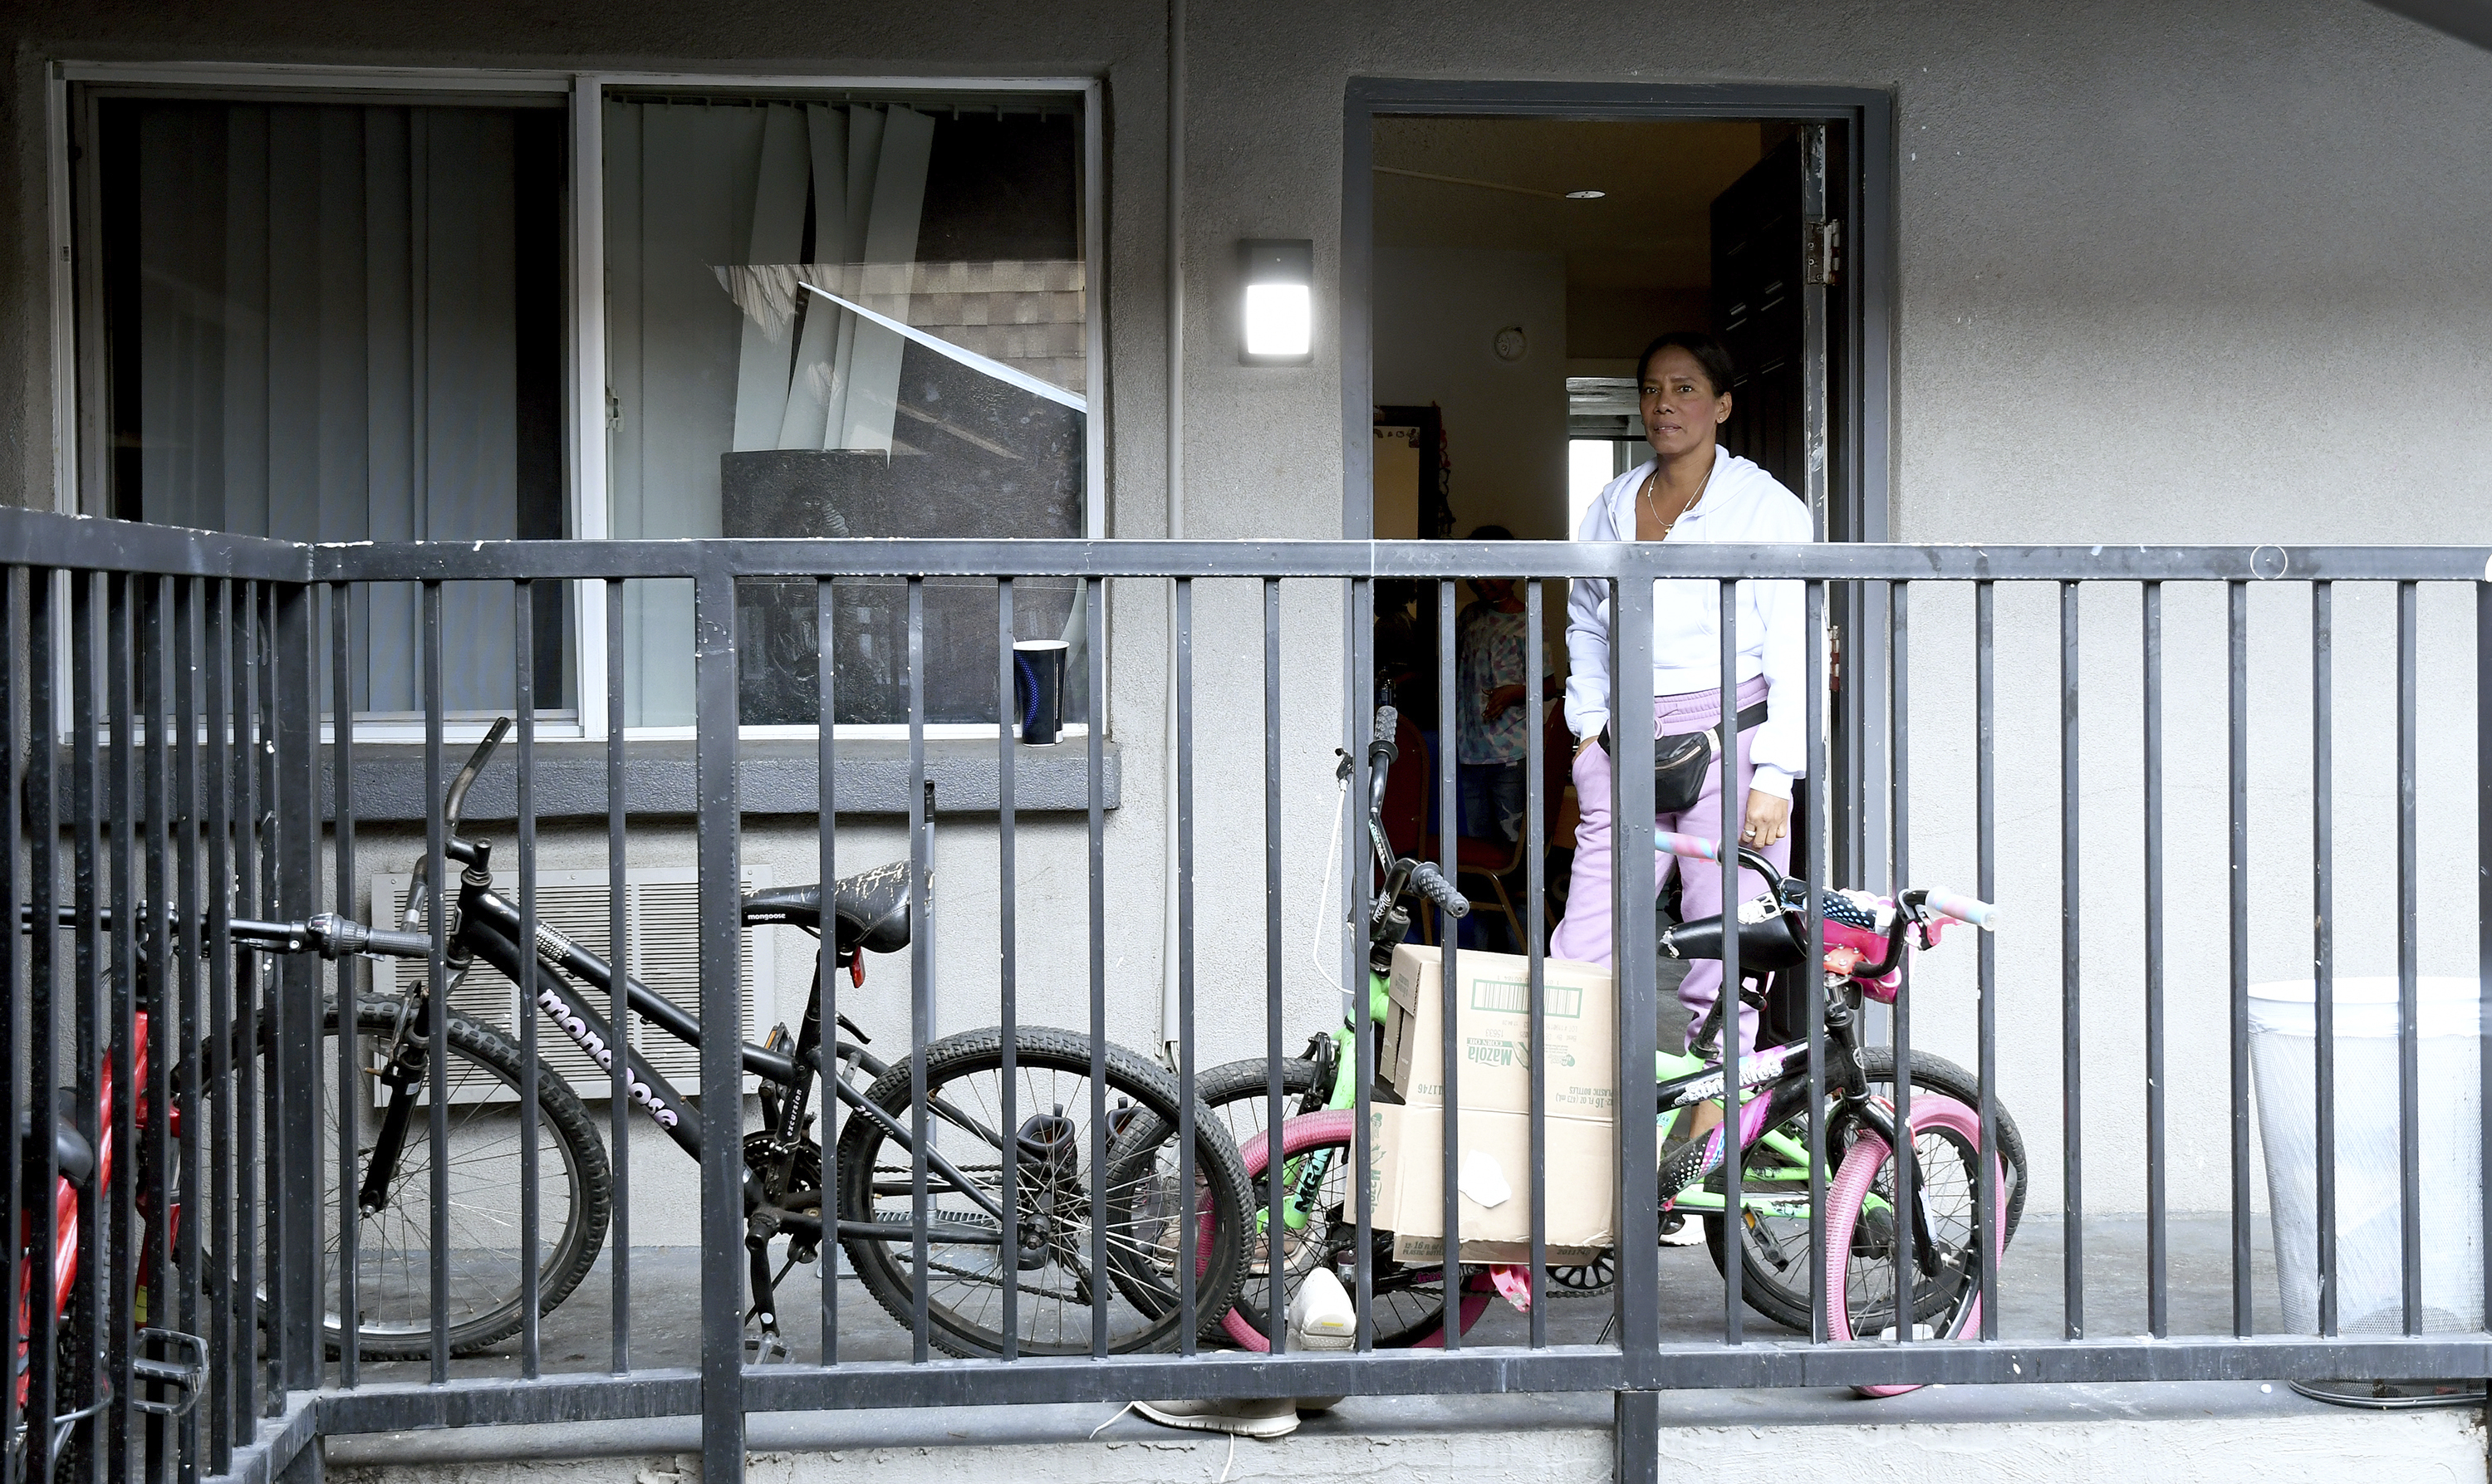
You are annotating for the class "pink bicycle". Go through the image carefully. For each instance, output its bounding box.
[1207,825,2009,1392]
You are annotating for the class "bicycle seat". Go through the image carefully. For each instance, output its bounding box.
[1658,908,1807,972]
[21,1090,94,1186]
[740,860,915,954]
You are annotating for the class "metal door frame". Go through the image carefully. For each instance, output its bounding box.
[1340,77,1896,888]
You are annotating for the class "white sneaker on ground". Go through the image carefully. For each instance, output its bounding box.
[1131,1397,1300,1438]
[1289,1266,1356,1411]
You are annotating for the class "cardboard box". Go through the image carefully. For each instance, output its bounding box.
[1388,1234,1607,1267]
[1359,1101,1616,1260]
[1379,944,1616,1119]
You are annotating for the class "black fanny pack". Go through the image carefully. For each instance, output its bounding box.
[1598,699,1769,815]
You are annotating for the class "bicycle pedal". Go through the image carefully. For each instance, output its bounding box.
[131,1328,208,1418]
[742,1325,792,1366]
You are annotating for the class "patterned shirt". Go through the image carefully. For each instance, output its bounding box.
[1455,603,1543,764]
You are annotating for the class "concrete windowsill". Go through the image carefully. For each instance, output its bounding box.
[317,737,1120,823]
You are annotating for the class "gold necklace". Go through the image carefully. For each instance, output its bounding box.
[1639,465,1710,542]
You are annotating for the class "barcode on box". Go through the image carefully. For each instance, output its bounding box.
[1470,978,1582,1018]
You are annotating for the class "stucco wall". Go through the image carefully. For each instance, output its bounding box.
[5,0,2490,1250]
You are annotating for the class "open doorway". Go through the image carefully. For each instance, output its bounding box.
[1350,85,1891,905]
[1370,117,1843,545]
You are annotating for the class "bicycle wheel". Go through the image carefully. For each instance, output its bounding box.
[1215,1109,1491,1351]
[1822,1092,2003,1396]
[1185,1055,1327,1160]
[834,1026,1251,1359]
[300,998,612,1359]
[1097,1055,1322,1336]
[1701,1046,2026,1333]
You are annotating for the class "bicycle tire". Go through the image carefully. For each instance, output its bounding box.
[834,1026,1252,1359]
[1215,1109,1492,1351]
[1168,1057,1487,1345]
[1701,1046,2025,1334]
[302,998,612,1359]
[1186,1055,1327,1158]
[1096,1055,1325,1341]
[1822,1093,2004,1395]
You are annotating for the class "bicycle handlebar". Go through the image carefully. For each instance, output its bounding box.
[230,914,436,960]
[444,717,513,834]
[1656,830,1720,862]
[1366,706,1399,819]
[404,716,513,930]
[1915,888,2000,930]
[1658,832,1999,931]
[1409,860,1469,918]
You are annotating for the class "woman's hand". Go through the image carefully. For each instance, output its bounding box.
[1739,790,1790,849]
[1484,683,1527,720]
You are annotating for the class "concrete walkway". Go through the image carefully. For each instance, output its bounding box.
[316,1216,2491,1483]
[337,1212,2291,1381]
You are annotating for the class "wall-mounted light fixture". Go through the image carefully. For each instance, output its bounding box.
[1239,239,1313,365]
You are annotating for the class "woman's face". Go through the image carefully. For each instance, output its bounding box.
[1640,347,1731,463]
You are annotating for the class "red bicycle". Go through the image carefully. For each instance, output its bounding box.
[13,928,213,1477]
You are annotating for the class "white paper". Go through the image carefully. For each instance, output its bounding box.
[1458,1149,1513,1209]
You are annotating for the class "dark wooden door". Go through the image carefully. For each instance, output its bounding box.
[1710,127,1842,884]
[1710,134,1822,511]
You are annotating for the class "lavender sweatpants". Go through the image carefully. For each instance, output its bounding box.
[1549,674,1787,1055]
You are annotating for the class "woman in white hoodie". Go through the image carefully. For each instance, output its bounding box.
[1549,331,1812,1094]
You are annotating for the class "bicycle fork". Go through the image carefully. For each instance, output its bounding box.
[1842,1093,1948,1284]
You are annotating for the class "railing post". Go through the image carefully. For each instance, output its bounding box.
[1615,1388,1662,1484]
[693,552,747,1484]
[1609,568,1660,1363]
[270,580,322,1391]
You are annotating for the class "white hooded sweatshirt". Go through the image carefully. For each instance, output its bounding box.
[1561,445,1813,799]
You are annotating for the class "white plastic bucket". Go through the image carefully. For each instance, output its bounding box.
[2248,977,2484,1334]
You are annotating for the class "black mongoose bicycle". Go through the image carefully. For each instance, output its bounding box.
[233,719,1253,1361]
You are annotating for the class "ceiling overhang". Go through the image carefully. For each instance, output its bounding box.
[2365,0,2492,50]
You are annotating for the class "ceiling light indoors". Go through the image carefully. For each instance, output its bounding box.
[1564,189,1607,199]
[1239,239,1314,365]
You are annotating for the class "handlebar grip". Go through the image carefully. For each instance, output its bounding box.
[1655,831,1722,862]
[305,913,440,959]
[1410,860,1470,918]
[228,918,310,951]
[1366,707,1401,819]
[1922,889,1999,929]
[357,928,440,958]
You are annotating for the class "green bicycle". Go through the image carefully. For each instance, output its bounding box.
[1129,705,2024,1344]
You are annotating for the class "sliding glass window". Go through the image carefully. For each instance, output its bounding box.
[61,71,1098,738]
[81,91,572,723]
[602,91,1090,730]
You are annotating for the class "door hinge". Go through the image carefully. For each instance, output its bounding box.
[1803,218,1840,287]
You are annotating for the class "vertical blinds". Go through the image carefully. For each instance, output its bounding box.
[113,99,567,717]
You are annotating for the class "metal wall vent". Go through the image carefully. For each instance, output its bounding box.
[373,865,777,1101]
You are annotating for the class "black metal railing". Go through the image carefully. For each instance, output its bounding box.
[0,505,2484,1484]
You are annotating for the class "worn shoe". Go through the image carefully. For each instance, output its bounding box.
[1132,1396,1301,1438]
[1289,1266,1356,1411]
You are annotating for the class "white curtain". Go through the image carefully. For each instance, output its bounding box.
[131,100,527,718]
[605,99,936,726]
